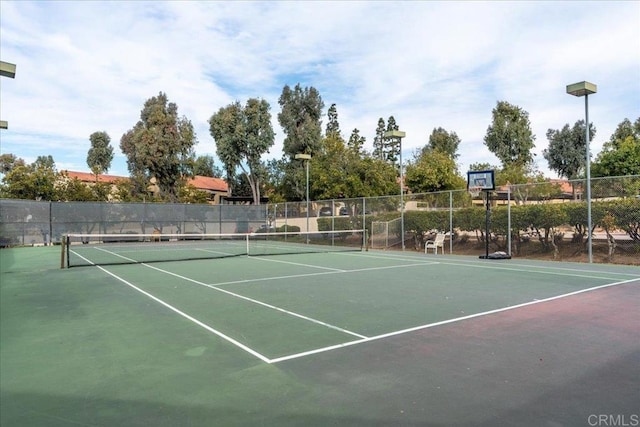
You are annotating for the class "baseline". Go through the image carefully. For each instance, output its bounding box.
[269,277,639,363]
[342,251,640,280]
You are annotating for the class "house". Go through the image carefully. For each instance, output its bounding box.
[60,171,128,201]
[61,171,229,204]
[63,171,125,185]
[185,175,229,204]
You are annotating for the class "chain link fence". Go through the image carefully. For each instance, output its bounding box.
[1,201,268,246]
[1,175,638,264]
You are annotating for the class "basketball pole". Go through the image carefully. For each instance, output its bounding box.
[484,190,490,259]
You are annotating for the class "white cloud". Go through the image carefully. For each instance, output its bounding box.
[1,0,638,181]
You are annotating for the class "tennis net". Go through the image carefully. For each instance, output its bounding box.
[62,230,365,268]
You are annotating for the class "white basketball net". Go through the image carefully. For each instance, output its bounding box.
[468,186,482,198]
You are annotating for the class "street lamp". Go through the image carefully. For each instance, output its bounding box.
[1,61,16,130]
[0,61,16,78]
[384,130,406,250]
[567,81,597,263]
[295,153,312,237]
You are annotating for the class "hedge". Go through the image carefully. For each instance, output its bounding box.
[365,198,640,250]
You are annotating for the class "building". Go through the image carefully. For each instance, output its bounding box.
[62,171,229,204]
[184,175,229,204]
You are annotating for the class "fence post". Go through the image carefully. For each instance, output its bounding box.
[49,201,53,246]
[362,197,366,234]
[362,197,369,250]
[507,185,512,256]
[449,191,453,254]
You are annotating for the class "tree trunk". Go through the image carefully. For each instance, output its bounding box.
[605,230,616,262]
[550,228,559,259]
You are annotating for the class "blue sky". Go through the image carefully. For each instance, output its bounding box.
[1,1,639,179]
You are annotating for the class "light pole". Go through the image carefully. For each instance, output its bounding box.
[384,130,406,250]
[1,61,17,130]
[567,81,597,263]
[295,153,312,237]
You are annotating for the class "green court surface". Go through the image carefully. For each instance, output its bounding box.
[1,246,638,426]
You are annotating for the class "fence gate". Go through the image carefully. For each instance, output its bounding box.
[370,217,402,249]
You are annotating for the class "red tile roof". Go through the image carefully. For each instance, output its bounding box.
[188,175,228,192]
[62,171,228,192]
[548,179,578,194]
[63,171,124,184]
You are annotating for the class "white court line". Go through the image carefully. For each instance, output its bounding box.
[90,245,239,258]
[210,270,347,287]
[346,252,638,277]
[215,260,439,287]
[89,246,367,339]
[433,260,636,281]
[70,251,271,363]
[342,251,640,279]
[269,277,640,364]
[249,256,346,272]
[77,246,640,364]
[101,267,272,363]
[139,262,368,339]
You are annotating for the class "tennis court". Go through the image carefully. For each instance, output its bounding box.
[1,241,638,426]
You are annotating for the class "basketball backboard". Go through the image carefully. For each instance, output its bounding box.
[467,170,495,191]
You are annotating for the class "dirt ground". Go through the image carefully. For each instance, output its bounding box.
[447,238,639,266]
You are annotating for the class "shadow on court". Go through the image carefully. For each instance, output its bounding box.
[278,281,640,426]
[3,390,415,427]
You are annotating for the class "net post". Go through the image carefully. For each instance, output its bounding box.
[60,235,66,269]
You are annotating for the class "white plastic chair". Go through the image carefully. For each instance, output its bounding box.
[425,233,445,254]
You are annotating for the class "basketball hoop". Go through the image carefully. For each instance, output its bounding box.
[468,186,482,198]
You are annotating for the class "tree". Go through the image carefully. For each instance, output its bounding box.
[279,161,307,201]
[426,127,461,160]
[373,118,386,160]
[0,153,25,174]
[326,103,341,140]
[193,155,222,177]
[312,135,397,201]
[112,178,144,202]
[277,84,324,201]
[120,92,197,201]
[347,128,366,155]
[543,120,595,182]
[0,156,57,200]
[592,117,640,177]
[34,155,55,170]
[227,172,255,198]
[484,101,536,168]
[263,158,287,203]
[87,131,114,177]
[56,172,99,201]
[468,162,497,172]
[277,83,324,158]
[384,116,400,165]
[178,184,210,204]
[405,149,465,194]
[209,98,274,204]
[608,117,640,145]
[466,161,547,203]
